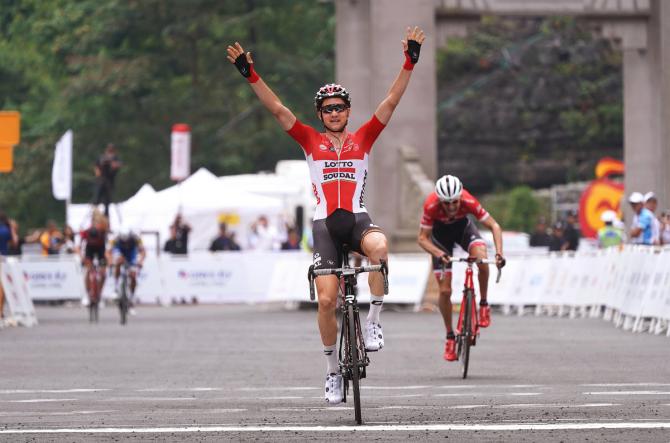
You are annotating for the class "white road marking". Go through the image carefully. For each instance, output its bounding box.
[434,392,542,398]
[137,388,222,392]
[438,384,543,389]
[0,410,116,417]
[363,385,431,390]
[2,422,670,434]
[0,389,110,394]
[6,398,78,403]
[99,397,198,402]
[584,391,670,396]
[236,387,318,392]
[581,383,670,387]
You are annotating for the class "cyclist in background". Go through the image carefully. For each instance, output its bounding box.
[107,227,146,305]
[417,175,505,362]
[228,26,425,404]
[80,211,110,294]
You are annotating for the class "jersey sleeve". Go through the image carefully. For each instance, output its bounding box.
[355,115,386,153]
[420,197,435,228]
[287,119,319,155]
[464,192,489,221]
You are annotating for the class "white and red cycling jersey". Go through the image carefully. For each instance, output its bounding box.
[287,115,385,220]
[420,189,489,228]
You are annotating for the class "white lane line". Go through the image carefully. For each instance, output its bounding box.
[434,392,542,398]
[257,396,305,400]
[5,398,78,403]
[3,422,670,434]
[0,410,117,417]
[584,391,670,396]
[236,387,318,392]
[137,388,222,392]
[362,385,431,390]
[98,397,198,402]
[0,389,110,394]
[582,383,670,387]
[438,385,543,389]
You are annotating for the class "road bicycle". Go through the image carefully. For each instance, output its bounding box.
[117,262,139,325]
[449,257,501,379]
[308,248,388,425]
[85,258,105,323]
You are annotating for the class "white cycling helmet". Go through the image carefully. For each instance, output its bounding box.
[600,210,617,223]
[435,175,463,202]
[116,225,132,239]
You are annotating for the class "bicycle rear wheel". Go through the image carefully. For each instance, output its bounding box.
[347,303,363,425]
[460,289,473,379]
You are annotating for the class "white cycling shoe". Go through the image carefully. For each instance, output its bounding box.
[364,321,384,351]
[325,373,344,405]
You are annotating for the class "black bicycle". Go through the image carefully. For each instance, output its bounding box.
[117,262,138,325]
[308,248,388,425]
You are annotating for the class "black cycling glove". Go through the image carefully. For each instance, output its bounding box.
[407,40,421,64]
[234,53,252,78]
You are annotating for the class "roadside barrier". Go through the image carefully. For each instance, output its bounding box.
[2,247,668,337]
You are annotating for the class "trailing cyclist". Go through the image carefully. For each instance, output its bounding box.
[107,227,145,309]
[80,211,110,298]
[228,26,425,404]
[417,175,506,362]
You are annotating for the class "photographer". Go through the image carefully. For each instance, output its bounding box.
[93,143,122,217]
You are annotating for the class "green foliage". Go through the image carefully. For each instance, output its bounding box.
[0,0,334,231]
[482,186,549,234]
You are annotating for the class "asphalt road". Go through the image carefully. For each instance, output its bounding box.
[1,304,669,442]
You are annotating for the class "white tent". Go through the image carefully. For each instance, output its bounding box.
[68,168,285,252]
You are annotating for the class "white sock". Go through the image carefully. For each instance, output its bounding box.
[324,345,338,375]
[367,295,384,324]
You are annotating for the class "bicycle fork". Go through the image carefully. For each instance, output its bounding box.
[455,267,479,339]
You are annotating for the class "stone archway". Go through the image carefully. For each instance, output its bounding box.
[335,0,669,250]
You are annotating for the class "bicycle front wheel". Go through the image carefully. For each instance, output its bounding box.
[347,303,363,425]
[119,274,128,325]
[460,289,473,379]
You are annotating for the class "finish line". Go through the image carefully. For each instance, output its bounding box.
[2,422,670,434]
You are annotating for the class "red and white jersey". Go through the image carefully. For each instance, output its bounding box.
[420,189,489,228]
[287,115,385,220]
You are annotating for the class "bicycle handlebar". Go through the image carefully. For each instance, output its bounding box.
[443,257,503,284]
[307,260,389,301]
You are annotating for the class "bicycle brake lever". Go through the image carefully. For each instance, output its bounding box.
[495,268,502,284]
[380,259,389,295]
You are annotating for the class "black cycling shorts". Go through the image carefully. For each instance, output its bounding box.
[430,218,486,272]
[85,244,107,265]
[312,209,383,270]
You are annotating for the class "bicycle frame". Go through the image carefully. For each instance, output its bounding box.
[307,251,389,425]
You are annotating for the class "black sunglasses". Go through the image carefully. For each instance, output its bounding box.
[321,104,348,114]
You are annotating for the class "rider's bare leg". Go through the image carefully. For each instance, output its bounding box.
[437,271,454,334]
[316,275,339,374]
[361,231,388,323]
[470,244,489,302]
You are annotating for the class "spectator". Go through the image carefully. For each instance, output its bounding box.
[170,213,191,254]
[93,143,122,217]
[660,210,670,245]
[209,223,241,251]
[163,225,179,254]
[529,217,551,248]
[0,212,17,256]
[597,210,623,248]
[561,210,580,251]
[6,219,22,256]
[62,225,77,254]
[628,192,655,245]
[39,221,64,256]
[281,228,302,250]
[644,192,661,245]
[248,215,280,250]
[548,221,564,252]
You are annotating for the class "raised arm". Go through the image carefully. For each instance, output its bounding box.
[227,42,296,131]
[374,26,426,125]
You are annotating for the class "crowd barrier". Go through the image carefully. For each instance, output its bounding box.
[2,247,669,336]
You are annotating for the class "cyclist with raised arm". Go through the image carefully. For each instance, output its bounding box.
[107,227,146,306]
[417,175,505,362]
[228,26,425,404]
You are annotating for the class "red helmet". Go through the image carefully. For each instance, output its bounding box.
[314,83,351,110]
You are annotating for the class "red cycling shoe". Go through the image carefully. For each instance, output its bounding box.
[444,338,457,361]
[479,305,491,328]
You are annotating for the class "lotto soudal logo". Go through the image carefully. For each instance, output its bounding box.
[359,170,368,207]
[322,161,356,182]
